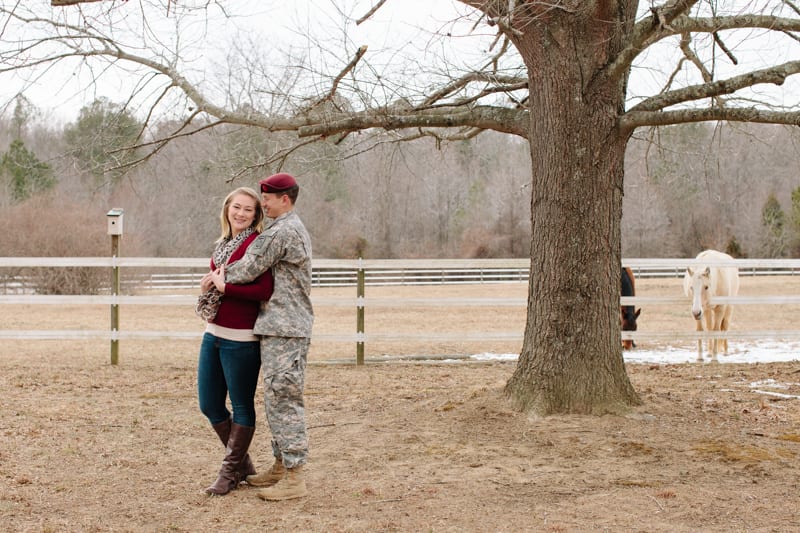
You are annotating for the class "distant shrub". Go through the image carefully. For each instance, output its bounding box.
[326,235,370,259]
[725,236,747,258]
[0,195,110,294]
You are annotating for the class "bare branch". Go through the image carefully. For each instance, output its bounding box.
[51,0,105,5]
[669,14,800,35]
[676,32,727,107]
[679,33,712,84]
[355,0,388,26]
[333,126,485,163]
[628,60,800,114]
[135,80,174,144]
[468,9,486,33]
[604,12,800,101]
[601,0,701,84]
[712,31,738,65]
[415,125,483,142]
[105,115,221,173]
[487,27,503,53]
[420,72,526,108]
[263,136,325,171]
[621,106,800,129]
[489,36,511,72]
[672,33,725,105]
[460,0,546,38]
[1,7,530,148]
[486,12,523,38]
[444,80,527,109]
[309,45,368,111]
[651,0,703,27]
[116,110,205,153]
[296,105,528,139]
[622,12,800,67]
[5,1,800,164]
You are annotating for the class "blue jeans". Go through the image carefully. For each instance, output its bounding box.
[197,332,261,427]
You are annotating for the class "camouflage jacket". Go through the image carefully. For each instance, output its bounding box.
[225,210,314,338]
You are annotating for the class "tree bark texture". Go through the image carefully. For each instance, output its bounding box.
[503,2,641,415]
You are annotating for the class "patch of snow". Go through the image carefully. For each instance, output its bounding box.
[469,341,800,365]
[751,390,800,400]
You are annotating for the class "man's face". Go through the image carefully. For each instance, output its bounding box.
[261,192,288,219]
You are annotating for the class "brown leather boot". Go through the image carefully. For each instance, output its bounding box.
[245,457,285,487]
[210,418,256,479]
[257,465,308,501]
[206,423,255,496]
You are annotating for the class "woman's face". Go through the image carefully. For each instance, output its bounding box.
[227,193,258,236]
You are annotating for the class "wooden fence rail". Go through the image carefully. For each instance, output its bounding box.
[2,257,799,292]
[2,257,800,364]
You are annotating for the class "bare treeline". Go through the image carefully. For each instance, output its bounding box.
[1,113,798,260]
[624,123,800,258]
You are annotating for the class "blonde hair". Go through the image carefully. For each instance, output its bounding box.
[217,187,264,242]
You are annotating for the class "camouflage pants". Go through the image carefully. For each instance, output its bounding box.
[260,336,310,469]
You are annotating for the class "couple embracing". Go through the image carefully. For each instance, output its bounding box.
[196,172,313,501]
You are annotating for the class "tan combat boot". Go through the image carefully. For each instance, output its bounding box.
[257,466,308,501]
[246,457,285,487]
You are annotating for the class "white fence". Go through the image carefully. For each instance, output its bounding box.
[2,257,800,362]
[2,257,799,293]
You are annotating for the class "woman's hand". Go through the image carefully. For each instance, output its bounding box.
[209,265,226,293]
[200,272,214,292]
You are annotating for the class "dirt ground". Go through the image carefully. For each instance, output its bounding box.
[2,277,800,532]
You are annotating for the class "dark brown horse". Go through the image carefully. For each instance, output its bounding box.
[621,267,641,350]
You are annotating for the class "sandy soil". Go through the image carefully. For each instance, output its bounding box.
[2,277,800,531]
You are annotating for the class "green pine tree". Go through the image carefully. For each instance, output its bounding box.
[0,139,55,202]
[63,97,142,184]
[761,193,787,257]
[790,186,800,257]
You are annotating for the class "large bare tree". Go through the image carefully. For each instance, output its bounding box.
[3,1,800,415]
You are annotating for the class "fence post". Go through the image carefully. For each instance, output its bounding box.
[107,208,124,365]
[356,257,365,365]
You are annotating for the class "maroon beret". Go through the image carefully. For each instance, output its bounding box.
[260,173,298,193]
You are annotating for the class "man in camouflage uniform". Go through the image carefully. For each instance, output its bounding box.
[212,172,313,501]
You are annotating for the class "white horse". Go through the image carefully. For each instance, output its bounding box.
[683,250,740,362]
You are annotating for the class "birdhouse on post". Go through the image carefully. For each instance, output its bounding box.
[107,208,124,236]
[106,208,124,365]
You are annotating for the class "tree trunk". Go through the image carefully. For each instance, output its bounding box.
[504,4,641,415]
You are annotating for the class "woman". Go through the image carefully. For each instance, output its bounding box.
[197,186,272,496]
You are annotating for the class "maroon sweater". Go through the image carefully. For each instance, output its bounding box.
[210,232,273,330]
